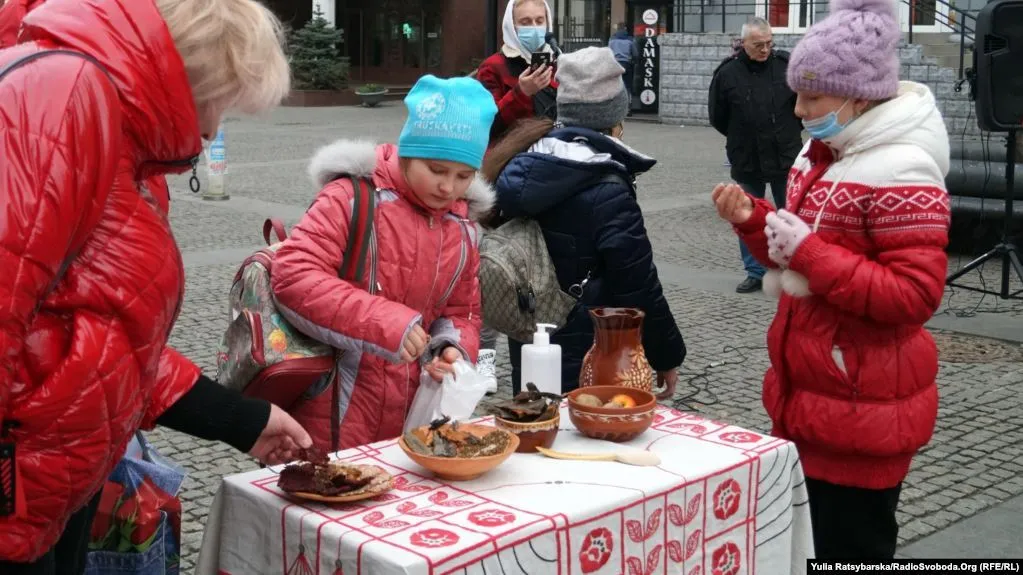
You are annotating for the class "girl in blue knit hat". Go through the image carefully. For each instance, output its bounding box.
[270,75,498,451]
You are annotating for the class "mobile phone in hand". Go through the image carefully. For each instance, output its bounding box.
[530,52,551,71]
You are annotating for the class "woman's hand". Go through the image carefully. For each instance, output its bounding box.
[519,64,553,97]
[249,404,313,465]
[400,324,430,363]
[712,183,754,225]
[425,346,462,382]
[655,369,679,400]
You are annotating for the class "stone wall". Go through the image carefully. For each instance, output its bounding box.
[658,32,982,139]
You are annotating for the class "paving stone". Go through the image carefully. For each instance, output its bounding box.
[146,105,1023,567]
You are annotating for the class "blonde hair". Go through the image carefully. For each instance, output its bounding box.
[156,0,291,115]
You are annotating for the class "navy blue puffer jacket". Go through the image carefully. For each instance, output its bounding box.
[494,126,686,393]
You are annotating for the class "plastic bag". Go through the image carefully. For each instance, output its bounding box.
[404,359,491,431]
[85,432,185,575]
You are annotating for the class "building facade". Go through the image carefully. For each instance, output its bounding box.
[267,0,680,84]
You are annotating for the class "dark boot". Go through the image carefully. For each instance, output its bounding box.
[736,277,762,294]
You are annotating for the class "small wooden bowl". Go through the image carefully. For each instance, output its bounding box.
[567,386,657,442]
[398,423,519,481]
[494,411,560,453]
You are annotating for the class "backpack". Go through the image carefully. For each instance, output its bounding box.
[215,176,376,409]
[479,173,630,343]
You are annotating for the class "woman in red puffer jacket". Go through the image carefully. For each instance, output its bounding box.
[0,0,312,570]
[713,0,949,561]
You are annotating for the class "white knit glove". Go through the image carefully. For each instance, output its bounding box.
[765,209,812,267]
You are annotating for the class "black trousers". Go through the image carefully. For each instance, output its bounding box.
[0,492,102,575]
[806,478,902,560]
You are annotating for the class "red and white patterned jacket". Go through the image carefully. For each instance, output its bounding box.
[735,81,951,489]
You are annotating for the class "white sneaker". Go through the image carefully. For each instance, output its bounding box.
[477,349,498,394]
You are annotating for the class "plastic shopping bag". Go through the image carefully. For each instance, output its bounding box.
[404,359,491,431]
[85,432,185,575]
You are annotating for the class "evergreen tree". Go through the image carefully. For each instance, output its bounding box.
[290,4,347,90]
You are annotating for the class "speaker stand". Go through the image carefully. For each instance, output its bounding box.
[946,129,1023,300]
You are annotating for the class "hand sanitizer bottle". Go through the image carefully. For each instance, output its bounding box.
[521,323,562,396]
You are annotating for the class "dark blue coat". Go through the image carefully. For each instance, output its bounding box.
[494,126,686,393]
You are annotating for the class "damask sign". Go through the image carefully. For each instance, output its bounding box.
[634,9,662,113]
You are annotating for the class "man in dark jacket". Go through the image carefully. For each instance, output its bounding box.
[709,18,802,293]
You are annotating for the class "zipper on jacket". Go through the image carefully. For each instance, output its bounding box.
[369,228,379,295]
[438,220,470,305]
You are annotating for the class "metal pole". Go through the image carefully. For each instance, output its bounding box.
[203,124,229,201]
[1001,130,1017,297]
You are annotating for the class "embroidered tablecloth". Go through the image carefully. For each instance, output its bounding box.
[195,406,813,575]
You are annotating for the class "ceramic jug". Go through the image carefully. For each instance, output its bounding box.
[578,307,653,391]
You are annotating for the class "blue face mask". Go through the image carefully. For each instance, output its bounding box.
[517,26,547,54]
[802,100,852,140]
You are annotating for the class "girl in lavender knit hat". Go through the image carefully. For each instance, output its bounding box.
[713,0,951,560]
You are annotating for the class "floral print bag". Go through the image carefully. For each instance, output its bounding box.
[214,177,375,409]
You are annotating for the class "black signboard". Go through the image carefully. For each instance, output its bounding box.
[634,7,662,114]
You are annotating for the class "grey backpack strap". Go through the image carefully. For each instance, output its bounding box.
[0,48,113,83]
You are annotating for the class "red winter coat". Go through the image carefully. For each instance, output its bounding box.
[735,82,951,490]
[0,0,43,48]
[477,49,559,141]
[271,141,490,451]
[0,0,202,561]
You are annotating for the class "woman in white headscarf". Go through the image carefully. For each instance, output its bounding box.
[476,0,557,142]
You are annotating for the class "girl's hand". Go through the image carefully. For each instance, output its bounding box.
[400,324,430,363]
[712,183,754,224]
[425,347,462,382]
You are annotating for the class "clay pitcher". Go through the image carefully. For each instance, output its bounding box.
[579,307,653,391]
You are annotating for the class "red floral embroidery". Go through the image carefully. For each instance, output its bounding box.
[393,476,431,492]
[626,508,662,542]
[668,493,702,526]
[428,491,473,507]
[712,542,741,575]
[579,527,614,573]
[719,431,762,444]
[667,423,708,435]
[468,509,516,528]
[409,528,460,548]
[713,479,742,520]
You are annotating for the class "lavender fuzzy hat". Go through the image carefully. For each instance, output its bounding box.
[786,0,901,100]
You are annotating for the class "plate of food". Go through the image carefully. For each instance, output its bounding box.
[276,448,394,503]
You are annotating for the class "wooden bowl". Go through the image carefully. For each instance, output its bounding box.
[567,386,657,442]
[494,411,560,453]
[398,423,519,481]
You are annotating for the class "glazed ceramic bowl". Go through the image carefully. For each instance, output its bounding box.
[398,423,519,481]
[567,386,657,442]
[494,411,561,453]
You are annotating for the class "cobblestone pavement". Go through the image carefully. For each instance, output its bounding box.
[149,104,1023,571]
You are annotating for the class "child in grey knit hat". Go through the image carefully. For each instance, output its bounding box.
[555,46,630,132]
[481,44,686,401]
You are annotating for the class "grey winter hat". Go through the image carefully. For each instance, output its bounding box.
[555,46,629,131]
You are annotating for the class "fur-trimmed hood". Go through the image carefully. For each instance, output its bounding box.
[307,139,496,222]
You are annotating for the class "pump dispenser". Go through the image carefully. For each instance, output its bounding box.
[521,323,562,396]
